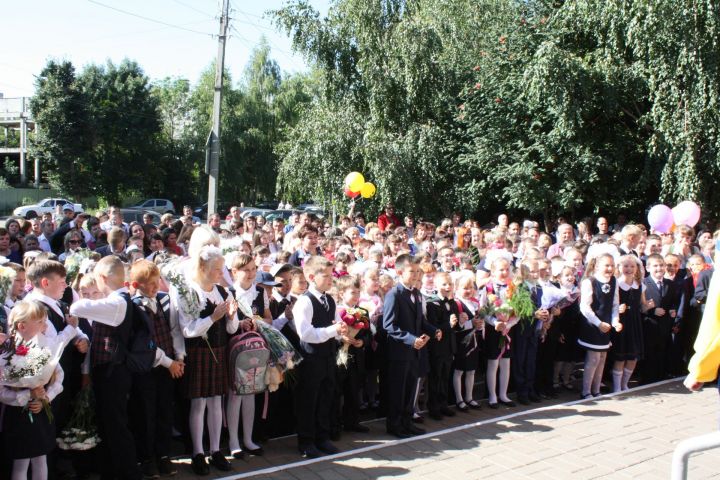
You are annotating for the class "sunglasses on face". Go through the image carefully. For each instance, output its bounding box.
[69,240,81,245]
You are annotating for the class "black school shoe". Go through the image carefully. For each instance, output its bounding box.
[208,451,231,471]
[190,454,209,476]
[344,423,370,433]
[141,459,160,479]
[299,444,325,458]
[157,457,177,477]
[316,440,340,455]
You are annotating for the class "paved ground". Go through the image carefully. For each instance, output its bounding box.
[167,379,720,479]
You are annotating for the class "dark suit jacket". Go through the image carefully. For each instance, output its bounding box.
[691,268,714,312]
[382,283,437,362]
[643,276,683,334]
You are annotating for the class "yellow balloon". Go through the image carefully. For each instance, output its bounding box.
[345,172,365,192]
[360,182,376,199]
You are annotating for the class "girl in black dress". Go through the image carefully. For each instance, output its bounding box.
[1,301,64,480]
[611,255,651,392]
[453,273,483,410]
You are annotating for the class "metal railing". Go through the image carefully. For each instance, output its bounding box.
[671,431,720,479]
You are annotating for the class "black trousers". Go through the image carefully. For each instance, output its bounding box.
[332,362,362,431]
[386,359,418,431]
[294,355,336,446]
[92,364,141,480]
[513,330,539,398]
[427,356,452,413]
[130,368,174,461]
[642,320,672,383]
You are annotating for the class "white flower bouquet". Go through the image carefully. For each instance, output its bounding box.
[57,387,101,451]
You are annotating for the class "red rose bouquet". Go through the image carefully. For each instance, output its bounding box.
[336,306,370,367]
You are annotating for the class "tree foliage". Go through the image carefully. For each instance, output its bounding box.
[273,0,720,223]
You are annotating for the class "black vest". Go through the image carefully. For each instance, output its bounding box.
[299,292,337,357]
[90,293,133,367]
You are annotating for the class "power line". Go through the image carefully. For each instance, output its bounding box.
[167,0,216,19]
[87,0,216,37]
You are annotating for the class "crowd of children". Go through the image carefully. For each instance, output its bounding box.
[0,207,714,478]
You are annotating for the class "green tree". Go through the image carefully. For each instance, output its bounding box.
[29,60,93,197]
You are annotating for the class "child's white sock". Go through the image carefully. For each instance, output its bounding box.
[242,394,260,450]
[226,394,243,454]
[464,370,476,403]
[499,358,511,402]
[612,369,623,393]
[11,459,30,480]
[453,369,464,404]
[30,456,47,480]
[206,396,223,453]
[189,398,207,455]
[622,367,634,391]
[486,360,498,404]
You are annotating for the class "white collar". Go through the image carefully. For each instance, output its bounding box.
[309,285,326,300]
[618,279,639,291]
[272,290,291,302]
[26,291,63,317]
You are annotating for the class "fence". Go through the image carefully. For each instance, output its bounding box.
[0,188,59,215]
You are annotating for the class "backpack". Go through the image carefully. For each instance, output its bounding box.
[228,331,270,395]
[119,295,157,374]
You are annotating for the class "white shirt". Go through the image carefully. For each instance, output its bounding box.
[291,286,342,344]
[100,220,129,234]
[69,287,129,327]
[25,291,86,343]
[38,234,52,252]
[173,282,239,339]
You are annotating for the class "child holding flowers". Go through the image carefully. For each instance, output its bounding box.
[482,254,516,408]
[452,272,484,411]
[332,275,371,436]
[1,300,66,480]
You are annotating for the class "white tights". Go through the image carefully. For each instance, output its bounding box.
[11,456,47,480]
[452,369,476,404]
[486,358,511,404]
[582,351,608,396]
[189,396,223,456]
[226,393,260,453]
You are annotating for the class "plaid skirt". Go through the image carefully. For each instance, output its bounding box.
[183,345,229,399]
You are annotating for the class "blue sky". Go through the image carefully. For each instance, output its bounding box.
[0,0,330,98]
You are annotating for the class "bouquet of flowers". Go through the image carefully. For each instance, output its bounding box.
[336,307,370,367]
[0,262,16,333]
[160,260,202,319]
[0,335,68,423]
[64,248,94,284]
[508,282,537,330]
[57,387,100,451]
[236,298,303,390]
[541,283,580,311]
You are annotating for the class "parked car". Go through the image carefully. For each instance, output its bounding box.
[193,201,233,220]
[13,198,84,219]
[240,208,273,220]
[132,199,176,215]
[264,209,300,222]
[255,200,280,210]
[121,209,162,225]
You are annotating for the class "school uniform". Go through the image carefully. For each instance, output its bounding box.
[130,292,182,465]
[642,277,682,382]
[578,277,618,351]
[511,283,542,402]
[292,287,341,452]
[182,285,234,399]
[266,292,299,438]
[482,283,512,360]
[332,304,371,433]
[382,283,437,436]
[70,287,142,480]
[613,281,645,361]
[0,345,63,460]
[425,296,457,416]
[25,291,87,432]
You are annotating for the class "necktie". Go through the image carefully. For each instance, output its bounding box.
[657,281,663,294]
[320,294,329,311]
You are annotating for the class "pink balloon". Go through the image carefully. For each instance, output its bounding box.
[647,204,674,233]
[672,201,701,228]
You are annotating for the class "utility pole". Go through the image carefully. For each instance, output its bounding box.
[206,0,230,217]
